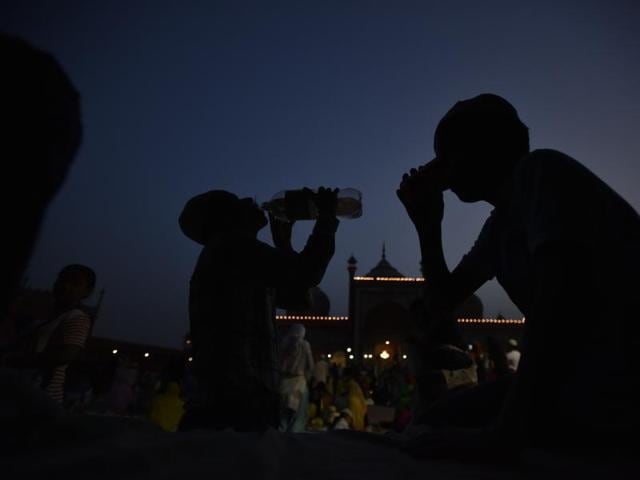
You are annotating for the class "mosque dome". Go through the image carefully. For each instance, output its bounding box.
[453,294,484,319]
[365,244,404,278]
[286,286,331,316]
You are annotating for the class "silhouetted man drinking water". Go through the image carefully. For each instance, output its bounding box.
[398,94,640,457]
[178,187,339,431]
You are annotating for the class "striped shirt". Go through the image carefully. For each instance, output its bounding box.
[42,309,91,402]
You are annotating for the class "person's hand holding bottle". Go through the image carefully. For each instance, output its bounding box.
[269,211,295,253]
[313,187,339,219]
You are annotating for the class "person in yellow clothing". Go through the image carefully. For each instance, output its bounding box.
[344,368,367,431]
[149,382,185,432]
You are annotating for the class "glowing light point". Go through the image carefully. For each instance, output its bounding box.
[348,354,354,360]
[144,352,150,358]
[188,356,193,362]
[402,354,407,359]
[380,350,390,360]
[112,349,118,355]
[346,347,352,353]
[384,340,390,345]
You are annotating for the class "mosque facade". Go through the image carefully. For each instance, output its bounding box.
[277,246,524,361]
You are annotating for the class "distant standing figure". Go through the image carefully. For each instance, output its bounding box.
[312,354,329,387]
[342,367,367,431]
[279,324,314,432]
[179,188,338,431]
[107,360,138,415]
[149,382,185,432]
[506,339,521,372]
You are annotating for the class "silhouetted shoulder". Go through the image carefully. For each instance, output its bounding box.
[515,149,590,183]
[511,149,640,253]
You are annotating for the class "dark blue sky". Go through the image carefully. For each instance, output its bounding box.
[2,1,639,347]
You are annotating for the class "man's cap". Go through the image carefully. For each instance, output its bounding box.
[447,94,520,119]
[178,190,240,245]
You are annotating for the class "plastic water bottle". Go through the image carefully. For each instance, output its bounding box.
[262,188,362,221]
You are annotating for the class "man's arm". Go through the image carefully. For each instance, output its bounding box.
[398,163,494,334]
[256,187,339,291]
[402,242,592,461]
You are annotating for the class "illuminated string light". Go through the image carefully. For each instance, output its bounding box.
[353,276,425,282]
[144,352,150,358]
[275,315,524,325]
[402,354,407,359]
[456,318,525,325]
[346,347,352,353]
[275,315,349,321]
[188,356,193,362]
[348,354,354,360]
[112,349,118,355]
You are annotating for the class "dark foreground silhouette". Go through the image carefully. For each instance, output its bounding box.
[0,34,82,320]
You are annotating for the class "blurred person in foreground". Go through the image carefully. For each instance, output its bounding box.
[0,34,83,448]
[398,93,640,459]
[178,187,338,431]
[0,35,82,321]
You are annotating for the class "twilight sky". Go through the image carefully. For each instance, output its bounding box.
[2,1,639,348]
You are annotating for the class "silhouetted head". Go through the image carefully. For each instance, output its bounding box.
[1,34,82,205]
[1,34,82,318]
[53,264,96,306]
[179,190,267,244]
[434,94,529,203]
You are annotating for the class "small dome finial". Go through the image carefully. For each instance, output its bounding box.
[382,242,386,260]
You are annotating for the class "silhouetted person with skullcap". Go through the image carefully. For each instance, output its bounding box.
[178,188,338,431]
[398,94,640,459]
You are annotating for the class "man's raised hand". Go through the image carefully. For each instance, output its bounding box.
[397,159,448,228]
